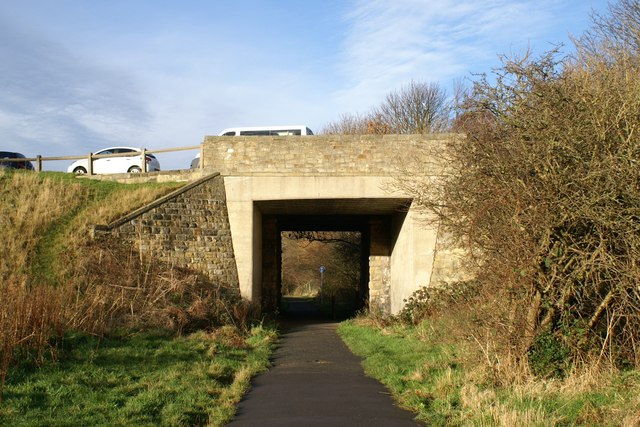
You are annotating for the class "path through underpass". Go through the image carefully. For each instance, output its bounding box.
[226,298,421,426]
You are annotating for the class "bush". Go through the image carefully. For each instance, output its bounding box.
[527,329,572,378]
[395,1,640,370]
[397,281,478,325]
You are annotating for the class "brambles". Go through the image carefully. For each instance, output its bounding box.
[395,2,640,374]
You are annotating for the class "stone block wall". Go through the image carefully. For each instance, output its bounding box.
[369,255,391,313]
[95,173,239,290]
[202,134,451,176]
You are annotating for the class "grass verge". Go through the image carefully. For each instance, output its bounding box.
[0,325,276,427]
[338,319,640,426]
[338,319,463,425]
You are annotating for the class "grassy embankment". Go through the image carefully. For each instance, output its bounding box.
[0,171,276,426]
[0,326,275,426]
[338,318,640,426]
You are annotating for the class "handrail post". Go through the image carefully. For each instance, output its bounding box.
[142,148,147,173]
[88,153,94,175]
[199,144,204,170]
[36,155,42,172]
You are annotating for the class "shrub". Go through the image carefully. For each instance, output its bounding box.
[527,329,572,378]
[395,2,640,369]
[397,281,478,325]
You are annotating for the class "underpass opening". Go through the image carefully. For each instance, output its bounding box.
[281,226,367,321]
[257,198,412,320]
[264,215,370,320]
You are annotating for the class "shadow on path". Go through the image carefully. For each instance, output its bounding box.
[226,298,422,426]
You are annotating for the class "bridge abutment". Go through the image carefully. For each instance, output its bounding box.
[93,134,466,316]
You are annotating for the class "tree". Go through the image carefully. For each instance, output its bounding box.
[281,231,361,299]
[395,0,640,369]
[322,80,450,135]
[376,80,449,133]
[322,113,373,135]
[575,0,640,62]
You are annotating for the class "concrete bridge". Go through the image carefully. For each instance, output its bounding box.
[96,134,463,314]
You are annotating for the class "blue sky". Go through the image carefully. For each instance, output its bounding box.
[0,0,608,171]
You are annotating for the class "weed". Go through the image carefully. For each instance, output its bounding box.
[527,329,572,378]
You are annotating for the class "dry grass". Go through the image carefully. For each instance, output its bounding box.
[460,384,553,427]
[64,182,182,245]
[0,172,85,398]
[345,311,640,425]
[0,172,82,279]
[63,235,244,335]
[0,171,246,400]
[456,344,640,426]
[0,277,64,398]
[383,281,640,425]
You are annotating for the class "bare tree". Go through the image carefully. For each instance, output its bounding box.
[322,80,450,135]
[395,2,640,370]
[575,0,640,61]
[322,113,373,135]
[376,80,449,133]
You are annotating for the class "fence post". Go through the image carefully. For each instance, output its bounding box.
[36,155,42,172]
[88,153,94,175]
[141,148,147,173]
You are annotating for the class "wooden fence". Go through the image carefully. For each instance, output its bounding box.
[0,144,204,174]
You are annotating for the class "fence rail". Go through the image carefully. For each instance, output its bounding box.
[1,144,204,173]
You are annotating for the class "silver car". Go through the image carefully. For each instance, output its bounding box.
[67,147,160,175]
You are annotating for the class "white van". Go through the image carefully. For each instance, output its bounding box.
[190,125,314,168]
[218,125,314,136]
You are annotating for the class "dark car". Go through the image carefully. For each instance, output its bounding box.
[0,151,35,170]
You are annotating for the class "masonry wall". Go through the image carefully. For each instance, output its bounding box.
[98,174,239,291]
[202,134,451,176]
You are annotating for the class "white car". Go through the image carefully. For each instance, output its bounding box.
[67,147,161,175]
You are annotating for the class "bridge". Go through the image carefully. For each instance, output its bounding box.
[94,134,464,314]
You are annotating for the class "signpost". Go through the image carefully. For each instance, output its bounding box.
[319,265,325,303]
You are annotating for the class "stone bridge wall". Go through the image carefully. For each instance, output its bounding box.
[202,134,451,176]
[93,173,239,290]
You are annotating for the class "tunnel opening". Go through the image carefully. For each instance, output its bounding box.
[261,214,373,321]
[256,198,412,319]
[280,230,366,320]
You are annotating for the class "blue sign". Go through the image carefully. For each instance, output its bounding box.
[319,265,326,273]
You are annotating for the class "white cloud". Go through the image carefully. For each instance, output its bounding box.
[0,18,149,160]
[333,0,580,113]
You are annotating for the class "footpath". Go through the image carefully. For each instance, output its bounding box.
[226,298,422,426]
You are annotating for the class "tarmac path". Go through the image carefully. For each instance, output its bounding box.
[226,298,422,426]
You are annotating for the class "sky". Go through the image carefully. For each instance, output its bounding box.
[0,0,609,171]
